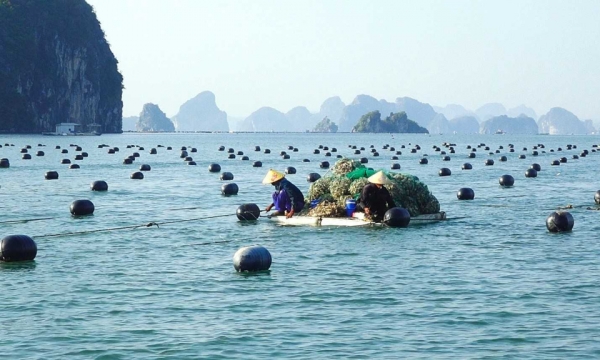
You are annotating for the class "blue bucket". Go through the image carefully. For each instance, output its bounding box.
[345,199,356,217]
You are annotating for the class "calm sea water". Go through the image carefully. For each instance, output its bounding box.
[1,132,600,359]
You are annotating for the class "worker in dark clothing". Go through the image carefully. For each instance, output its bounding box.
[357,170,396,222]
[263,169,305,218]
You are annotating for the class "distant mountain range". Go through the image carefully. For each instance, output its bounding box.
[122,92,597,135]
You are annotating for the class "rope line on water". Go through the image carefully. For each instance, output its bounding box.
[0,217,55,225]
[33,211,256,239]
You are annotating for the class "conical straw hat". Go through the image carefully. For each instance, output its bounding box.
[262,169,285,184]
[367,170,390,185]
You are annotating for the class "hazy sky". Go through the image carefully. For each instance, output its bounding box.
[87,0,600,120]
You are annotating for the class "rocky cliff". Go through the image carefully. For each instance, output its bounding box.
[313,117,338,133]
[171,91,228,132]
[136,104,174,132]
[475,103,507,121]
[0,0,123,133]
[395,97,438,128]
[319,96,345,123]
[427,113,451,134]
[449,116,480,134]
[338,95,397,132]
[353,111,428,134]
[480,115,538,134]
[239,107,292,132]
[538,107,588,135]
[285,106,312,132]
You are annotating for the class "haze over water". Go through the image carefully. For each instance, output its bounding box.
[1,132,600,358]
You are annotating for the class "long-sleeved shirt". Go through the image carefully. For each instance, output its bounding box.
[358,183,396,221]
[273,178,305,212]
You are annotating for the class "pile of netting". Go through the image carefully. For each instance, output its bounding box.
[304,158,440,217]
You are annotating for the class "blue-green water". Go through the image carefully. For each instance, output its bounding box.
[1,133,600,359]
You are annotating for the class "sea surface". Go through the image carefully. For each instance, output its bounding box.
[1,132,600,359]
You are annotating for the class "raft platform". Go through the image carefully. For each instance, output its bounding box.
[266,211,446,227]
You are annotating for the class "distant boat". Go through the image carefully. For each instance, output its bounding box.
[495,129,506,134]
[42,122,101,136]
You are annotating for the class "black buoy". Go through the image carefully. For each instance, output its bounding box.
[36,151,44,156]
[499,174,514,187]
[383,207,411,228]
[220,172,234,180]
[140,164,151,171]
[190,148,197,153]
[391,163,401,170]
[233,245,272,272]
[221,183,239,196]
[320,161,330,169]
[184,156,193,162]
[237,151,244,156]
[595,190,600,204]
[307,172,321,182]
[61,149,68,154]
[0,158,9,168]
[572,155,579,159]
[252,161,262,167]
[0,235,37,262]
[255,146,261,151]
[91,180,108,191]
[313,149,320,154]
[208,163,221,172]
[530,163,541,171]
[70,199,94,216]
[264,149,271,154]
[302,159,310,162]
[546,211,574,232]
[22,154,31,160]
[285,166,296,174]
[122,158,132,164]
[468,152,476,158]
[228,148,234,153]
[241,156,249,161]
[236,203,261,221]
[150,148,157,154]
[45,171,59,180]
[228,154,236,159]
[419,158,428,165]
[391,156,398,160]
[187,161,197,165]
[532,150,539,156]
[108,148,115,154]
[439,168,451,176]
[525,168,538,178]
[282,154,290,159]
[360,157,368,164]
[61,159,71,164]
[180,151,188,158]
[132,152,140,158]
[457,187,475,200]
[442,156,451,161]
[69,164,80,169]
[551,160,560,166]
[131,171,144,179]
[499,156,507,162]
[462,163,472,170]
[218,146,225,151]
[560,157,567,163]
[519,154,526,159]
[485,159,494,166]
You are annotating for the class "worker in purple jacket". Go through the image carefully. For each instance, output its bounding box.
[263,169,305,218]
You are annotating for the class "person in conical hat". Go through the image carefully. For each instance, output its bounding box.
[357,170,396,222]
[263,169,305,218]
